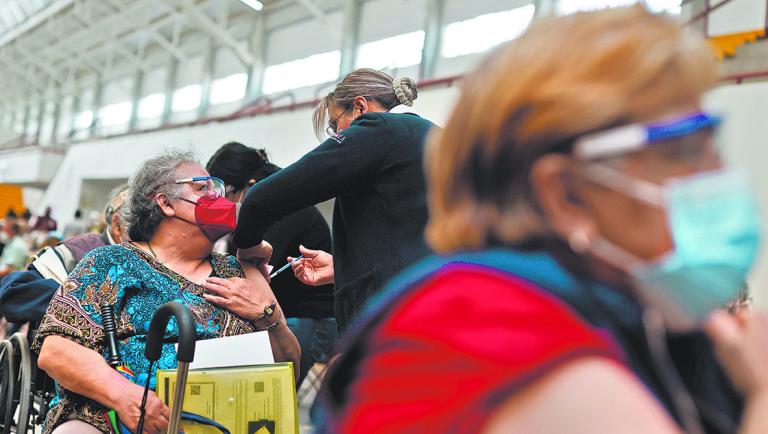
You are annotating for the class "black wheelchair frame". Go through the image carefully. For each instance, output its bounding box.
[0,324,55,434]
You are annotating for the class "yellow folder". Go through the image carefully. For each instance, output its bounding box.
[156,363,298,434]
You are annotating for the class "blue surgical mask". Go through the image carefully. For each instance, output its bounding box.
[585,165,761,320]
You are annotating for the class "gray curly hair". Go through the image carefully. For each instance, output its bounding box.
[122,150,198,242]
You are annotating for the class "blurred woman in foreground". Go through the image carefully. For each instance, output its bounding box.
[322,7,767,434]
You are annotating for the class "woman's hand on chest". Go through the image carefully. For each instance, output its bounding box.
[201,275,276,323]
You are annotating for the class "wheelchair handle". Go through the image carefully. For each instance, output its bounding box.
[144,302,196,362]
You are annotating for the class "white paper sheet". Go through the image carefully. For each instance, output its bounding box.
[180,331,275,370]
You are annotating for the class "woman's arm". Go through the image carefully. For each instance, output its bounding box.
[483,357,683,434]
[203,263,301,379]
[234,114,393,249]
[38,335,170,434]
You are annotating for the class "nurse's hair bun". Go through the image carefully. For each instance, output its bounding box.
[393,77,418,107]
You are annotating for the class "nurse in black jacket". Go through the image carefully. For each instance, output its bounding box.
[234,68,435,331]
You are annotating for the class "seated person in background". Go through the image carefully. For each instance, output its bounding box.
[33,151,300,434]
[32,206,57,233]
[0,184,129,328]
[323,7,768,434]
[207,142,337,387]
[0,222,30,278]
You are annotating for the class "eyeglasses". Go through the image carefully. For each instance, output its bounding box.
[174,176,226,198]
[326,106,351,137]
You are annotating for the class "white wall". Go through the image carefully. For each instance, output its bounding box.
[0,148,64,185]
[707,0,766,37]
[705,82,768,309]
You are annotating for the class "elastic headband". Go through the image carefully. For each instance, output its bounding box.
[573,111,721,160]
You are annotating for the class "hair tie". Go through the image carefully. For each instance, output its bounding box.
[392,79,412,107]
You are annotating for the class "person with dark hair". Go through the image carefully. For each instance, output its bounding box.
[207,142,337,386]
[207,143,276,205]
[235,68,435,331]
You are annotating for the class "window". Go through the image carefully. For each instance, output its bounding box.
[558,0,681,15]
[558,0,644,15]
[356,31,426,70]
[263,51,341,94]
[644,0,681,14]
[442,5,536,58]
[73,110,94,131]
[98,101,132,127]
[172,84,203,112]
[137,93,166,119]
[209,73,248,105]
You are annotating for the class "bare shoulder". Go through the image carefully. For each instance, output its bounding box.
[483,357,683,434]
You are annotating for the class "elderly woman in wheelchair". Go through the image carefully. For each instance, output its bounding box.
[32,151,299,434]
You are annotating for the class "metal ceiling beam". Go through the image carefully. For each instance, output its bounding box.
[0,58,45,95]
[420,0,444,79]
[70,10,149,74]
[245,13,266,100]
[147,31,189,62]
[15,12,103,77]
[104,0,188,63]
[338,0,360,77]
[35,0,155,66]
[43,0,195,73]
[0,0,76,48]
[169,0,255,67]
[295,0,343,42]
[10,44,67,85]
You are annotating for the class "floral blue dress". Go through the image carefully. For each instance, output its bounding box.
[31,242,259,433]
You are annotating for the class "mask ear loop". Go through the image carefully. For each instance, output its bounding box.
[580,163,665,207]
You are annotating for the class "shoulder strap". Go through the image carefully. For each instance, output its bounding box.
[29,246,71,284]
[56,244,77,273]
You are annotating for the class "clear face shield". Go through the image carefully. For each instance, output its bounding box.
[174,176,227,199]
[571,111,761,325]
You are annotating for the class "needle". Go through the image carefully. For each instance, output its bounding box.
[269,255,304,279]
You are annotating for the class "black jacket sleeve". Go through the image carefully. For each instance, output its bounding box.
[234,113,394,248]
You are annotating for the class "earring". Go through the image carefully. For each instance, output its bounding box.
[568,231,591,253]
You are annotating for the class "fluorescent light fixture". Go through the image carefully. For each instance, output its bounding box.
[239,0,264,11]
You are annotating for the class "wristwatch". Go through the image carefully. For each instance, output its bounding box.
[256,301,277,321]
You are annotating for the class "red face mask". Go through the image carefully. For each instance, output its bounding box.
[178,195,237,240]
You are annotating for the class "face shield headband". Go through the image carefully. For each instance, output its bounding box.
[573,111,722,161]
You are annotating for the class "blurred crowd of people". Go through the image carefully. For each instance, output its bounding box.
[0,206,111,280]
